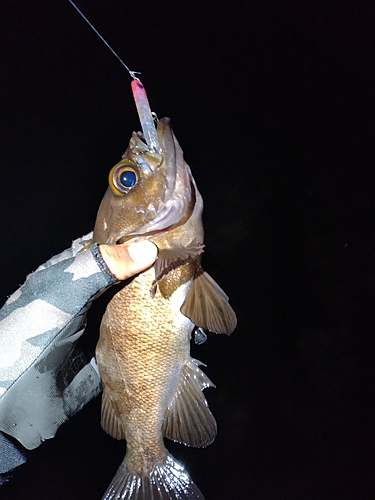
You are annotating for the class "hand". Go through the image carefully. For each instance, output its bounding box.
[99,241,158,280]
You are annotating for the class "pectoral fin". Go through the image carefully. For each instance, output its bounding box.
[154,240,204,282]
[181,270,237,334]
[101,390,125,440]
[162,358,216,448]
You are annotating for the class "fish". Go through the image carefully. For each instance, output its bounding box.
[92,117,237,499]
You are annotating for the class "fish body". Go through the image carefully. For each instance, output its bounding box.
[93,118,236,499]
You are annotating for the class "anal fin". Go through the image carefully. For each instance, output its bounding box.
[162,358,216,448]
[101,390,125,440]
[181,270,237,334]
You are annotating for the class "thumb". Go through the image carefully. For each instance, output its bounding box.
[99,240,158,280]
[126,240,158,266]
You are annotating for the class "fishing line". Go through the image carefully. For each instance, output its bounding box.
[68,0,140,80]
[69,0,161,153]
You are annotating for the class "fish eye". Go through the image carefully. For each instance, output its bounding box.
[109,161,139,195]
[119,169,137,188]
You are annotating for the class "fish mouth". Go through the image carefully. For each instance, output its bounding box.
[128,118,172,173]
[120,118,193,239]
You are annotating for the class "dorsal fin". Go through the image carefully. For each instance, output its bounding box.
[181,269,237,334]
[162,358,216,448]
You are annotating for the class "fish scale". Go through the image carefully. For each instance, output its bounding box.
[97,267,193,475]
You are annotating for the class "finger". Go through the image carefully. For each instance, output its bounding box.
[99,241,158,280]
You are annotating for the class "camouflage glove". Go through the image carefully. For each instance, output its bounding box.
[0,233,116,479]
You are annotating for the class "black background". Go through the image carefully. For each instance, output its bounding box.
[2,1,375,499]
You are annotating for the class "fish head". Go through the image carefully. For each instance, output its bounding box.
[93,117,194,244]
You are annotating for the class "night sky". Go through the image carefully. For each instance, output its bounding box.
[2,1,375,499]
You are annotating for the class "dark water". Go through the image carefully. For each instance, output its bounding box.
[1,1,375,499]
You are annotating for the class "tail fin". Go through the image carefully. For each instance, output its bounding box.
[102,454,205,500]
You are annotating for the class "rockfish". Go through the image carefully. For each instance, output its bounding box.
[93,117,237,499]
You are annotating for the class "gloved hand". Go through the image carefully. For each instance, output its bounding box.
[0,234,157,481]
